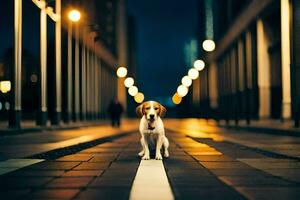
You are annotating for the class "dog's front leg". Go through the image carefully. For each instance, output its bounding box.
[155,135,163,160]
[141,136,150,160]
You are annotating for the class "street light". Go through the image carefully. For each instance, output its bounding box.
[188,68,199,80]
[194,59,205,71]
[117,67,127,78]
[124,77,134,88]
[134,92,144,103]
[128,86,138,96]
[68,9,81,22]
[202,39,216,52]
[177,85,188,97]
[172,93,182,105]
[181,76,192,87]
[66,8,81,122]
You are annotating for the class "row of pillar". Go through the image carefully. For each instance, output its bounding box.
[198,0,300,126]
[9,0,115,128]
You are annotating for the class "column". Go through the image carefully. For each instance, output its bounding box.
[81,33,86,120]
[280,0,292,119]
[74,25,80,121]
[37,2,48,126]
[256,19,271,119]
[117,0,127,111]
[9,0,22,128]
[52,0,62,125]
[209,62,218,110]
[292,0,300,126]
[66,22,73,122]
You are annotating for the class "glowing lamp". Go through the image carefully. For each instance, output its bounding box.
[128,86,138,96]
[116,67,127,78]
[124,77,134,88]
[177,85,188,97]
[181,76,192,87]
[134,92,144,103]
[202,39,216,52]
[194,59,205,71]
[172,93,182,105]
[68,9,81,22]
[0,81,11,93]
[188,68,199,80]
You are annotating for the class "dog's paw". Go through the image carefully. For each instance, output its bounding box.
[164,151,169,158]
[138,151,144,157]
[155,154,163,160]
[142,155,150,160]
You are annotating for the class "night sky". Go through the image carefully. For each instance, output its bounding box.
[126,0,199,103]
[0,0,199,105]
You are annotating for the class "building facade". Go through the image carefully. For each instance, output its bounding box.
[193,0,300,126]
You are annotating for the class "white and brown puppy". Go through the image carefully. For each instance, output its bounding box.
[136,101,169,160]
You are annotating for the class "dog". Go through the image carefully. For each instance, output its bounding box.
[136,101,169,160]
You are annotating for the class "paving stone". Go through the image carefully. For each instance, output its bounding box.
[27,161,81,170]
[75,187,130,200]
[89,155,117,162]
[219,176,292,186]
[200,161,252,169]
[89,177,133,187]
[45,177,93,188]
[26,189,80,199]
[73,162,110,170]
[235,186,300,200]
[0,177,53,188]
[80,148,122,153]
[5,169,65,177]
[173,187,246,200]
[193,155,235,162]
[210,169,271,176]
[62,170,104,177]
[57,155,94,162]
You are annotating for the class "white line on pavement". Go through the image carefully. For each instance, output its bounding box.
[0,159,44,175]
[129,160,174,200]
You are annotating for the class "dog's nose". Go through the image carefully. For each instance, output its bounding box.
[150,114,155,119]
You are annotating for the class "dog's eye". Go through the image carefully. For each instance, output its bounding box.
[154,107,159,110]
[146,107,150,110]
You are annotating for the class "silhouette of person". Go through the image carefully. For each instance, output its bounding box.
[108,99,124,127]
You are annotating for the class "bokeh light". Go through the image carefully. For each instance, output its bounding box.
[181,76,192,87]
[188,68,199,80]
[172,93,182,105]
[0,81,11,93]
[134,92,145,103]
[116,67,127,78]
[68,9,81,22]
[177,85,188,97]
[124,77,134,88]
[194,60,205,71]
[128,86,138,96]
[202,39,216,52]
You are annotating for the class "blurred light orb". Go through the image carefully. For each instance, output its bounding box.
[116,67,127,78]
[202,39,216,52]
[177,85,188,97]
[0,102,2,111]
[124,77,134,88]
[181,76,192,87]
[0,81,11,93]
[172,93,182,105]
[128,86,138,96]
[188,68,199,80]
[194,59,205,71]
[134,92,145,103]
[30,74,38,83]
[68,9,81,22]
[5,102,10,110]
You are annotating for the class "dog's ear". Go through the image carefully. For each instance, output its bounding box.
[159,104,167,117]
[136,104,144,117]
